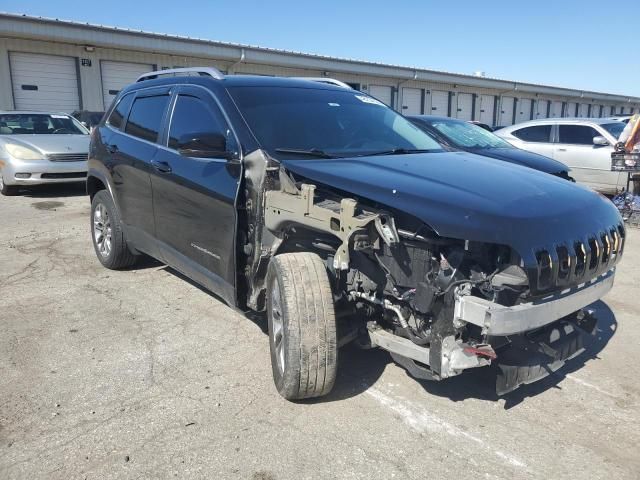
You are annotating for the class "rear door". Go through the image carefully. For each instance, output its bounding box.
[509,124,555,158]
[107,87,171,250]
[150,85,241,302]
[553,124,621,193]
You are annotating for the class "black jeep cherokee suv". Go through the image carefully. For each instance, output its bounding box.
[88,68,625,400]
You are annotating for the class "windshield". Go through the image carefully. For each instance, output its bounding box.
[429,119,512,149]
[0,114,88,135]
[600,122,626,140]
[228,86,443,157]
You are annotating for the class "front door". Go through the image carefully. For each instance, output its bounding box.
[553,124,622,193]
[150,86,241,302]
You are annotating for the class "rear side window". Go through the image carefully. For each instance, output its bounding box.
[558,125,601,145]
[125,95,170,143]
[107,93,134,130]
[168,95,228,150]
[512,125,552,143]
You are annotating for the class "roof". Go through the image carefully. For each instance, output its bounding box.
[1,12,639,104]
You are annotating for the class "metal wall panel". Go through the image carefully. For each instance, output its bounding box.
[9,52,80,112]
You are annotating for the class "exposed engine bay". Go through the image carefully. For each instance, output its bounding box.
[240,157,623,395]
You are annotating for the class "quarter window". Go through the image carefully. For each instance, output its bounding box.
[558,125,601,145]
[512,125,552,143]
[168,95,231,151]
[125,95,170,143]
[107,93,134,130]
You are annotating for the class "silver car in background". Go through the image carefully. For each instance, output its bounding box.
[0,111,90,196]
[495,118,627,195]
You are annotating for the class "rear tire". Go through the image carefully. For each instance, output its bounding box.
[266,252,338,400]
[91,190,137,269]
[0,174,18,196]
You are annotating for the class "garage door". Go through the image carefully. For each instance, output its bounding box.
[401,87,422,115]
[368,85,393,108]
[101,61,153,109]
[478,95,495,125]
[550,101,563,118]
[590,105,601,117]
[578,103,589,117]
[455,93,473,120]
[566,102,577,117]
[10,52,80,112]
[516,99,532,123]
[536,100,548,118]
[430,90,450,116]
[499,96,515,125]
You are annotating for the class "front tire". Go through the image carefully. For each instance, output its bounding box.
[266,252,338,400]
[91,190,137,269]
[0,173,18,196]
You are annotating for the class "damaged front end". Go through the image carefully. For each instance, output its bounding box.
[241,157,624,395]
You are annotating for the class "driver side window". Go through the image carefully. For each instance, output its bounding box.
[168,95,234,152]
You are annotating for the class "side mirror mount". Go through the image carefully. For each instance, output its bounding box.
[177,132,235,159]
[592,135,609,147]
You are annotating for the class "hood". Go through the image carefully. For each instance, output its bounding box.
[281,151,622,263]
[468,147,568,174]
[0,135,90,154]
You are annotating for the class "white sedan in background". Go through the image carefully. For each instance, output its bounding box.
[0,111,89,196]
[495,118,627,195]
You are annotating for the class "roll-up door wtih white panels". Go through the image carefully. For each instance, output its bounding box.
[516,99,532,123]
[368,85,393,108]
[566,102,577,117]
[478,95,495,125]
[430,90,449,116]
[101,61,153,109]
[578,103,589,117]
[591,105,601,117]
[550,101,563,118]
[401,87,422,115]
[536,100,548,118]
[455,93,473,120]
[10,52,80,112]
[499,96,515,125]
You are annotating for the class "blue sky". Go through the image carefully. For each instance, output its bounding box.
[7,1,640,96]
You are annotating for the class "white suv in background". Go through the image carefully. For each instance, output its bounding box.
[495,118,627,195]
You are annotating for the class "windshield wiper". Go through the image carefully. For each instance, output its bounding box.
[363,148,435,157]
[274,148,337,159]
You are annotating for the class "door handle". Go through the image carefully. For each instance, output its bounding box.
[151,159,172,173]
[106,143,118,154]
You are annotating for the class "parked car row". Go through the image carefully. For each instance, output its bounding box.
[80,68,624,400]
[495,118,627,195]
